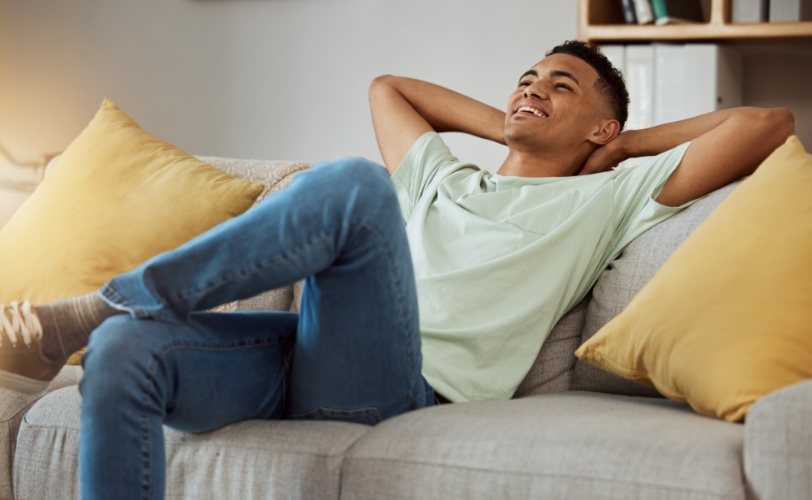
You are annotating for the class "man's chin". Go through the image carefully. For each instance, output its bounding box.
[504,129,547,152]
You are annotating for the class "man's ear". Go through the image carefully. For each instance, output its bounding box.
[587,119,621,146]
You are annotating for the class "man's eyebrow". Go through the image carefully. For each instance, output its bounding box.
[519,69,538,80]
[550,70,580,86]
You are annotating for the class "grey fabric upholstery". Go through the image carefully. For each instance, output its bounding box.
[14,386,370,500]
[234,285,294,312]
[572,180,742,397]
[513,293,590,398]
[342,392,746,500]
[744,380,812,500]
[0,366,82,500]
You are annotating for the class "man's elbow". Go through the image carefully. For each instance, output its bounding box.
[758,107,795,142]
[369,74,396,95]
[773,107,796,140]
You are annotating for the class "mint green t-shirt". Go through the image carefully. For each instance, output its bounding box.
[391,132,695,403]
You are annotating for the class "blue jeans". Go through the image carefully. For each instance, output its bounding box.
[78,158,433,500]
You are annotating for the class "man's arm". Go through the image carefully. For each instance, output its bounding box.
[369,76,506,175]
[580,107,795,207]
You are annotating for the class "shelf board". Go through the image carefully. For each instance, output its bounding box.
[582,22,812,44]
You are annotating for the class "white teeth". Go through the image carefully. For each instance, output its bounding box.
[518,106,546,117]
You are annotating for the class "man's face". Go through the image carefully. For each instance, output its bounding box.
[503,54,608,152]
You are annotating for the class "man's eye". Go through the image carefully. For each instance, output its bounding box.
[519,80,531,87]
[556,83,573,91]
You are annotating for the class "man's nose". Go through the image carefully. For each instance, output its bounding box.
[524,81,549,100]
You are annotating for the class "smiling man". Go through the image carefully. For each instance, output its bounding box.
[0,40,795,499]
[369,40,793,402]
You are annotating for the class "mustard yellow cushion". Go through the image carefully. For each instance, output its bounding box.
[0,99,264,362]
[575,136,812,422]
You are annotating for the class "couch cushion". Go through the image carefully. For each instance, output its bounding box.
[14,386,370,500]
[745,379,812,500]
[513,293,589,398]
[571,180,742,397]
[0,366,82,500]
[342,393,745,500]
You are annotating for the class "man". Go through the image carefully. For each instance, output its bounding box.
[0,41,794,499]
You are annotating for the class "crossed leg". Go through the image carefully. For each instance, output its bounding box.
[78,158,433,500]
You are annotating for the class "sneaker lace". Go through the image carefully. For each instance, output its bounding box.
[0,301,43,348]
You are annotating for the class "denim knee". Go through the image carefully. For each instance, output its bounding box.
[303,158,402,223]
[80,316,158,404]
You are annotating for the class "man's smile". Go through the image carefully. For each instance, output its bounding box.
[513,100,548,118]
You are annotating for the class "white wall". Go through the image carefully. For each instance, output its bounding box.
[2,2,810,228]
[0,0,577,173]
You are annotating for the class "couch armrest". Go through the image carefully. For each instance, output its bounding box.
[0,366,82,500]
[745,379,812,500]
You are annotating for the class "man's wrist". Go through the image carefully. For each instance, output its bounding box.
[617,130,639,160]
[609,130,636,165]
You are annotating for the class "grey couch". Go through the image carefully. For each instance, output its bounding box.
[2,158,810,500]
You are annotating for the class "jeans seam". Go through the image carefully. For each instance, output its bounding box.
[142,352,154,500]
[171,232,332,305]
[139,337,290,499]
[347,218,417,405]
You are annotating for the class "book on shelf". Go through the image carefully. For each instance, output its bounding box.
[620,0,638,24]
[599,43,743,168]
[732,0,769,22]
[634,0,655,24]
[650,0,705,25]
[770,0,812,21]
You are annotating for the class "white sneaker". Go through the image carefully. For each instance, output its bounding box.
[0,301,65,394]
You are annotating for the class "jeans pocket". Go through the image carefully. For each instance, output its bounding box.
[289,406,384,426]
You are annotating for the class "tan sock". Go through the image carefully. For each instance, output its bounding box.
[35,292,125,361]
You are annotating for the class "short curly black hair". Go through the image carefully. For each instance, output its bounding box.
[547,40,629,130]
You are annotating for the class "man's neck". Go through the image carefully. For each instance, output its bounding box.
[496,144,591,178]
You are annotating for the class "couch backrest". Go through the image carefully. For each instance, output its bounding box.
[570,180,743,397]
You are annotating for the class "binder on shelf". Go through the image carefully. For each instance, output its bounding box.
[599,45,626,77]
[620,0,638,24]
[654,44,687,126]
[732,0,769,22]
[770,0,812,21]
[635,0,655,24]
[684,45,743,117]
[602,43,742,169]
[650,0,705,25]
[625,45,655,132]
[620,45,655,167]
[654,44,743,125]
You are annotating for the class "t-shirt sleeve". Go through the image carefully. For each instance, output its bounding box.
[606,141,699,258]
[390,132,460,221]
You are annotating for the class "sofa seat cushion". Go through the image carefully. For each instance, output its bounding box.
[342,392,745,500]
[0,366,82,500]
[14,387,370,500]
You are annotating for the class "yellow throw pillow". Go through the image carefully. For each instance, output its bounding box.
[0,99,264,363]
[575,136,812,422]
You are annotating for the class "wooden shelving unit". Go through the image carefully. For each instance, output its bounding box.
[579,0,812,44]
